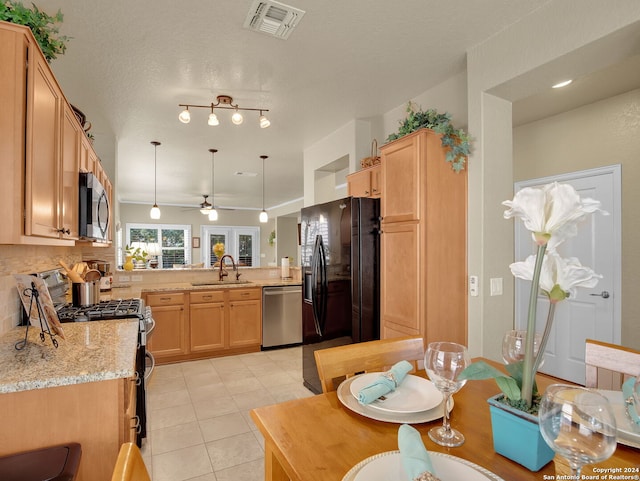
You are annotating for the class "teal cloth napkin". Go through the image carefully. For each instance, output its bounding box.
[622,377,640,426]
[398,424,436,480]
[357,360,413,404]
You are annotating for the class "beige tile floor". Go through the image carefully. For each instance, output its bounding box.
[141,346,314,481]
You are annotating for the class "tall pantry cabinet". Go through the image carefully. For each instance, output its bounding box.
[379,129,467,345]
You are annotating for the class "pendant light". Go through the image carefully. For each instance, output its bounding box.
[259,155,268,223]
[208,149,218,221]
[149,141,161,219]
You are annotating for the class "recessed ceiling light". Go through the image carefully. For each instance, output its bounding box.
[552,80,573,89]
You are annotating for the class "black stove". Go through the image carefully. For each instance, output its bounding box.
[57,298,144,322]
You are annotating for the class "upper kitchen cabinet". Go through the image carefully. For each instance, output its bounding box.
[347,164,381,198]
[379,129,467,345]
[0,21,109,245]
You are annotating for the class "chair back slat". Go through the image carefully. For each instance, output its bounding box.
[585,339,640,389]
[314,336,425,393]
[111,442,151,481]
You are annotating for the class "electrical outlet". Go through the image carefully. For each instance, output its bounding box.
[469,275,479,296]
[131,275,143,282]
[119,275,130,282]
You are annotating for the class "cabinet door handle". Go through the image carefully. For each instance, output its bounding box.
[57,228,70,235]
[364,190,370,195]
[203,295,212,300]
[160,297,171,301]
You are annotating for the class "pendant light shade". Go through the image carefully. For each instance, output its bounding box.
[259,155,268,223]
[209,149,218,222]
[150,141,161,219]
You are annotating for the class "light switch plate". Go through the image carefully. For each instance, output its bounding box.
[490,277,503,296]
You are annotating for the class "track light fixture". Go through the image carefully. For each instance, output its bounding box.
[150,141,161,220]
[178,95,270,128]
[259,155,268,223]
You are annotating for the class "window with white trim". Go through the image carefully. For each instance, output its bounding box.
[125,224,192,268]
[201,225,260,267]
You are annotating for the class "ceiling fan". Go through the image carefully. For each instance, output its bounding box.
[182,194,235,213]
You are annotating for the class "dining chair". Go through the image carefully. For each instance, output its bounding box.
[111,443,151,481]
[314,335,425,393]
[584,339,640,389]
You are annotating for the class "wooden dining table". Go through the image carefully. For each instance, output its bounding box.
[250,358,639,481]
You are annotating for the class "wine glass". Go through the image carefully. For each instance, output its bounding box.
[502,329,543,366]
[424,341,470,447]
[539,384,617,478]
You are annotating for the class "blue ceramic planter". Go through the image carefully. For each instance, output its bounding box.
[487,394,555,471]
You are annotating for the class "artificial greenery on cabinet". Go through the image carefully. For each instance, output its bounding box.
[0,1,69,62]
[387,102,471,172]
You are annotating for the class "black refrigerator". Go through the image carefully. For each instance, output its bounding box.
[301,196,380,394]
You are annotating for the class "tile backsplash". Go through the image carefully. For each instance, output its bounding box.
[0,244,112,335]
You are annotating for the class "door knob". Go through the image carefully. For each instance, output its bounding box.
[589,291,610,299]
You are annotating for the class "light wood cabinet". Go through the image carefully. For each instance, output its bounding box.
[380,129,467,345]
[228,288,262,348]
[146,287,262,363]
[146,292,188,360]
[0,20,111,245]
[190,291,225,352]
[0,377,136,481]
[347,164,381,198]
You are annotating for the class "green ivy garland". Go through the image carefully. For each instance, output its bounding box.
[0,1,70,62]
[387,102,471,172]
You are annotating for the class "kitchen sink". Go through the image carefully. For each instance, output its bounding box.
[190,280,251,286]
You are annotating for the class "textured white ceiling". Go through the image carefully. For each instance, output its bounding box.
[35,0,630,213]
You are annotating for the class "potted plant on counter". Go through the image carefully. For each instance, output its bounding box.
[125,244,148,269]
[459,182,606,471]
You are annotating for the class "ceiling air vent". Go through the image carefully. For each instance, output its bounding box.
[244,0,305,40]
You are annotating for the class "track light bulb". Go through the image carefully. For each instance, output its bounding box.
[231,110,244,125]
[150,204,161,219]
[259,210,268,223]
[208,208,218,221]
[208,112,219,126]
[178,108,191,123]
[259,114,271,129]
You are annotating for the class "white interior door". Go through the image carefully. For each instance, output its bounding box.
[514,166,621,384]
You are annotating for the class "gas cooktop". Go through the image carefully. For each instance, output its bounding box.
[57,298,143,322]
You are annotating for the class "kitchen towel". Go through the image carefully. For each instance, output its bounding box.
[622,377,640,425]
[398,424,437,481]
[357,360,413,404]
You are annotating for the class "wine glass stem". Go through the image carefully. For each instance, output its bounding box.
[441,392,452,435]
[570,464,582,479]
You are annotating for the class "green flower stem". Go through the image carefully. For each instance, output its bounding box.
[521,243,547,407]
[533,302,556,374]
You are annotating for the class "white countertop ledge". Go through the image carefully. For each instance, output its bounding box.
[0,319,138,394]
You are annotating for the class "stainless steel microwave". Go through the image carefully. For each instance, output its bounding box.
[79,172,110,242]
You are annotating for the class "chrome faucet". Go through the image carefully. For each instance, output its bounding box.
[218,254,240,281]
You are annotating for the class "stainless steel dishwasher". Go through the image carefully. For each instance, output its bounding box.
[262,285,302,348]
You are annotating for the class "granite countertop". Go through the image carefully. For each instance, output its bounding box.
[106,279,302,300]
[0,319,138,394]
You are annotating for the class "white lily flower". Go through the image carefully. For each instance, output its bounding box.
[510,252,602,303]
[503,182,606,246]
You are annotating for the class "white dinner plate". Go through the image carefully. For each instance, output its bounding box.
[599,389,640,449]
[342,451,504,481]
[337,374,453,424]
[349,373,443,414]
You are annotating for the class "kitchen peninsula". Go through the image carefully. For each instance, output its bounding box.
[0,319,138,481]
[111,266,302,364]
